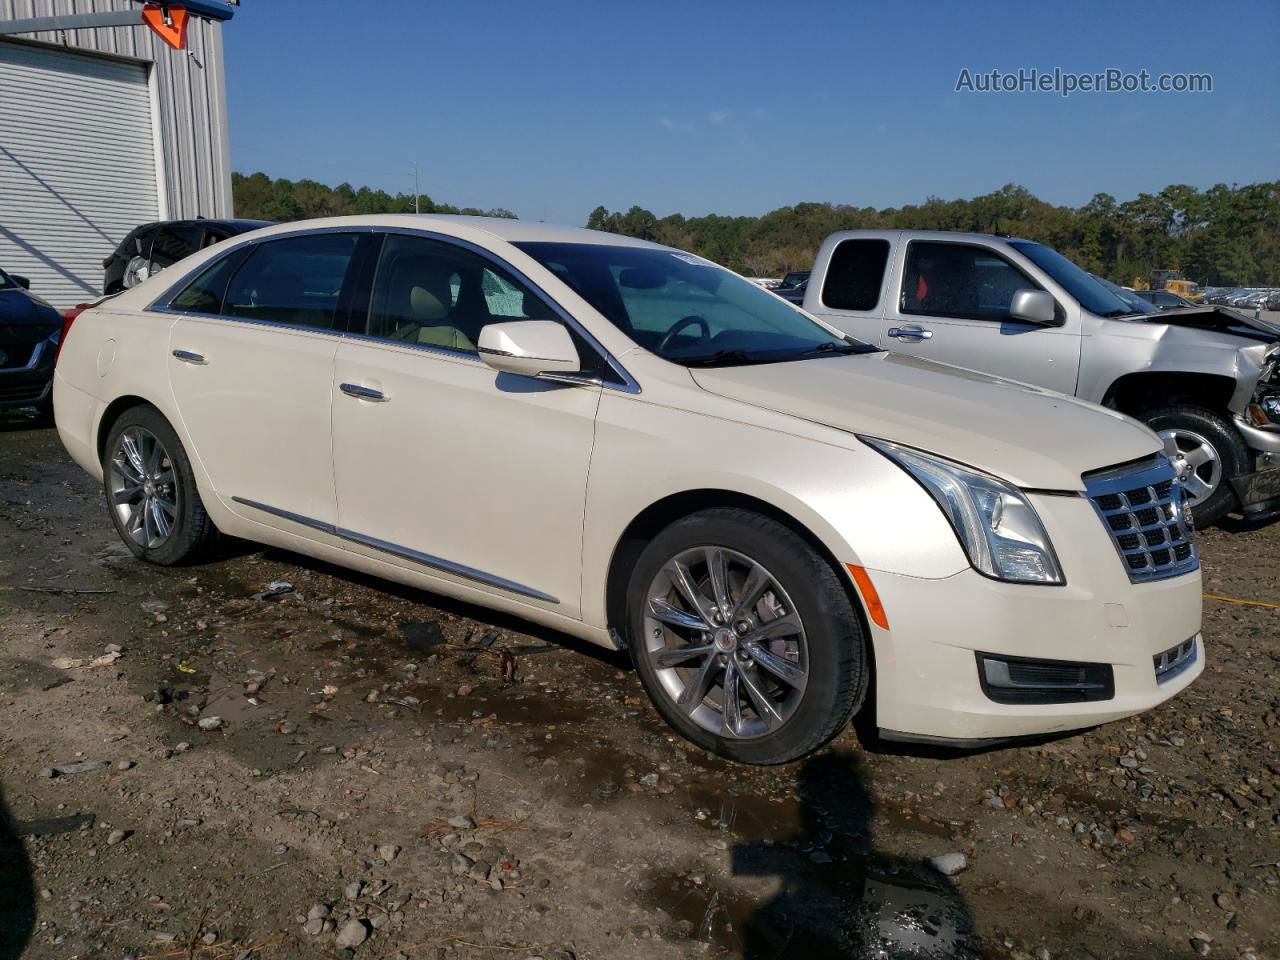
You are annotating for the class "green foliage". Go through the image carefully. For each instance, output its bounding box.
[586,182,1280,286]
[231,171,516,223]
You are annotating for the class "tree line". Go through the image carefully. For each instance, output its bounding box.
[231,171,516,223]
[232,173,1278,287]
[587,182,1280,287]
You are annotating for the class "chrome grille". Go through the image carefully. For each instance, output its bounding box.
[1084,457,1199,583]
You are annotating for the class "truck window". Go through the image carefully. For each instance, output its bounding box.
[901,241,1038,322]
[821,239,890,311]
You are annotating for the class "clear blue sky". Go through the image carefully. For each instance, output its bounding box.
[223,0,1279,224]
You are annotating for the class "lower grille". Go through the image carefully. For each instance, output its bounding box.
[0,381,48,403]
[1154,637,1198,684]
[1084,457,1199,583]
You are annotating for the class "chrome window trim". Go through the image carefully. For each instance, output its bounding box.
[231,496,559,605]
[147,223,641,394]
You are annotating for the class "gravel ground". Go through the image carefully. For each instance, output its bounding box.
[0,409,1277,960]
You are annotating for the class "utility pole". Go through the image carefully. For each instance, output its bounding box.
[413,162,420,214]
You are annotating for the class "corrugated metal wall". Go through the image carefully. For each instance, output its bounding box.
[0,39,160,304]
[0,0,232,220]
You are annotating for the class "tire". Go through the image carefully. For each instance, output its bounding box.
[102,405,215,565]
[626,508,868,765]
[1140,405,1249,527]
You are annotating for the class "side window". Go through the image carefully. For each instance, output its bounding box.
[367,235,554,355]
[223,233,359,330]
[821,239,890,311]
[168,251,245,314]
[901,241,1037,322]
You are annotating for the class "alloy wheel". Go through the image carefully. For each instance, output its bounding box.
[1160,428,1222,506]
[642,546,808,739]
[108,426,179,549]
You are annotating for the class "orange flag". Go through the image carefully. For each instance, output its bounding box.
[142,4,190,50]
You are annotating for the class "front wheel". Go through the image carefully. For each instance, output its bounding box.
[1140,405,1249,527]
[102,405,215,565]
[627,508,868,765]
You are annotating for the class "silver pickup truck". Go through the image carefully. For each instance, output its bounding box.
[802,230,1280,525]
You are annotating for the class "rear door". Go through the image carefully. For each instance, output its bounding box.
[879,238,1081,393]
[805,234,896,346]
[164,231,366,533]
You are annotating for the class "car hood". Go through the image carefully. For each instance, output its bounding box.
[1147,305,1280,342]
[690,352,1162,491]
[0,288,61,328]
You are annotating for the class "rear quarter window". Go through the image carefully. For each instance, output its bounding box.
[821,239,890,311]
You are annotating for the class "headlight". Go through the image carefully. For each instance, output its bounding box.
[862,438,1065,585]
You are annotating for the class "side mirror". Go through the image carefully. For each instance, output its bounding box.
[1009,288,1059,326]
[477,320,581,378]
[11,274,29,289]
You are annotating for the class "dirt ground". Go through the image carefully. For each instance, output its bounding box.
[1,408,1277,960]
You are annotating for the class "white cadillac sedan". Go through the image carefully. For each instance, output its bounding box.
[53,216,1204,763]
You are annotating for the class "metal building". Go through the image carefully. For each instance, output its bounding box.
[0,0,234,308]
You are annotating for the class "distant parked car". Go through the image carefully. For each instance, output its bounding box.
[1134,289,1197,310]
[775,278,808,304]
[1265,291,1280,311]
[104,218,273,294]
[0,266,63,413]
[778,270,810,290]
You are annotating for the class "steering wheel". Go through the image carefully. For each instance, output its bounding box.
[657,315,711,354]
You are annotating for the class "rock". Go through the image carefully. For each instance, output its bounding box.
[378,843,400,862]
[928,852,968,877]
[335,918,370,949]
[302,918,325,936]
[451,853,474,875]
[1034,948,1051,960]
[344,881,364,900]
[639,772,659,786]
[448,815,476,830]
[174,742,191,753]
[631,926,652,939]
[1214,892,1234,912]
[1118,756,1139,769]
[116,760,135,771]
[456,685,474,696]
[197,716,223,731]
[140,600,169,614]
[37,767,54,779]
[51,759,111,776]
[106,829,129,846]
[275,720,297,735]
[307,903,330,920]
[105,643,124,654]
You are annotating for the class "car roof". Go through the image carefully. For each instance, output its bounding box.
[228,215,668,249]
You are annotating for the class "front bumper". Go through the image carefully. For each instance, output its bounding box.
[863,493,1204,742]
[0,336,55,409]
[1230,418,1280,518]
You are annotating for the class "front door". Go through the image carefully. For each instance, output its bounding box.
[881,239,1081,394]
[165,232,363,531]
[330,232,600,616]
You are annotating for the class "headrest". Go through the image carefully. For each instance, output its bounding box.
[410,285,449,322]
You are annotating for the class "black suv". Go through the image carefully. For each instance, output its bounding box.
[104,218,273,294]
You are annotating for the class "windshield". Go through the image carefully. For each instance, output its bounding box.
[1090,274,1159,315]
[1009,241,1137,317]
[514,242,876,366]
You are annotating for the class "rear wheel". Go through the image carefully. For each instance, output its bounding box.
[102,406,215,565]
[627,508,867,764]
[1140,405,1249,527]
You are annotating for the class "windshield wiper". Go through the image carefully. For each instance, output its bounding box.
[680,350,759,368]
[805,341,882,356]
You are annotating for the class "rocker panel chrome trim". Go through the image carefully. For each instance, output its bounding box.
[231,496,560,604]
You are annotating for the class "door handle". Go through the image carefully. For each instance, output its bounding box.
[171,349,207,364]
[886,325,933,342]
[339,383,388,402]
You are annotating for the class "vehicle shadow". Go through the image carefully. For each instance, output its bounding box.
[0,784,36,960]
[733,749,978,959]
[246,544,631,670]
[0,407,53,434]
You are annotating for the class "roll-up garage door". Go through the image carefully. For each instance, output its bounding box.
[0,39,160,308]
